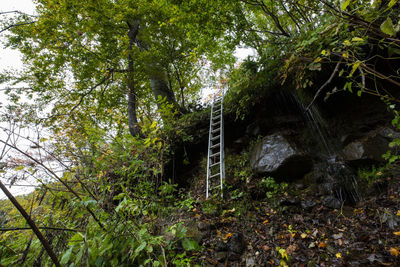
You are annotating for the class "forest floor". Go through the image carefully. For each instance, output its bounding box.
[180,168,400,266]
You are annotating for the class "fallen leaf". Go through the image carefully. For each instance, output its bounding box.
[394,231,400,236]
[287,244,298,254]
[396,210,400,216]
[333,233,343,239]
[336,252,342,258]
[308,242,315,248]
[224,233,232,240]
[390,247,399,257]
[263,245,270,252]
[192,208,197,212]
[263,219,269,224]
[312,229,318,238]
[301,233,307,239]
[318,242,326,248]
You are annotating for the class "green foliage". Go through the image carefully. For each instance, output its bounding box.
[383,104,400,164]
[225,57,280,120]
[358,166,385,187]
[259,177,288,199]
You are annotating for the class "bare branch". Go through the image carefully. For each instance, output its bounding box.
[306,58,342,111]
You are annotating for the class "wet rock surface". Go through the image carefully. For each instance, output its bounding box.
[340,129,390,165]
[250,133,313,180]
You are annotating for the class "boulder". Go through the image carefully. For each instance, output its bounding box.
[340,127,396,165]
[250,133,312,180]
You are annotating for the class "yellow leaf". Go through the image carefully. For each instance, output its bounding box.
[397,210,400,216]
[342,51,349,59]
[344,39,351,46]
[349,61,361,77]
[336,252,342,258]
[224,233,232,240]
[314,57,322,63]
[301,233,307,239]
[321,50,326,55]
[352,37,364,42]
[263,219,269,224]
[394,231,400,236]
[389,247,399,257]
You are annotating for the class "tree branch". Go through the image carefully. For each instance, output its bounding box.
[0,181,61,267]
[306,58,342,111]
[0,21,36,34]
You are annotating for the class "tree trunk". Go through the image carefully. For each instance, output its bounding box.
[127,21,141,137]
[135,39,181,111]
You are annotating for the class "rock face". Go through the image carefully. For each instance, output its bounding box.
[340,129,391,165]
[250,133,312,180]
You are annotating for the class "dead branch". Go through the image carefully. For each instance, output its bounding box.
[306,58,342,111]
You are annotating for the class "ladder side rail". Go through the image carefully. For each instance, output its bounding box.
[206,95,215,199]
[219,90,225,196]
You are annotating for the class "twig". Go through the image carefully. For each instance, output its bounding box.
[306,59,342,111]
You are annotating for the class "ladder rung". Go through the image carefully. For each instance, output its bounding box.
[210,152,220,158]
[210,162,220,168]
[212,121,220,126]
[211,143,220,149]
[210,173,220,178]
[211,135,220,140]
[213,108,221,113]
[213,115,221,120]
[212,128,221,133]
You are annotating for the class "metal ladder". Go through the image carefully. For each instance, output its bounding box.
[206,90,225,199]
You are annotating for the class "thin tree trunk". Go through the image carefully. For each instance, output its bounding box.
[127,20,141,137]
[0,181,61,267]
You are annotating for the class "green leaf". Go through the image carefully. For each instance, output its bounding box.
[182,238,199,251]
[388,0,398,8]
[135,241,147,255]
[341,0,351,10]
[344,82,353,93]
[60,247,73,265]
[14,165,25,171]
[351,37,364,42]
[380,18,395,36]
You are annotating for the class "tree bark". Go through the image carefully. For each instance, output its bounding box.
[127,20,141,137]
[135,38,181,111]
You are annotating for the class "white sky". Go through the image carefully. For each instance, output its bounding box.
[0,0,36,199]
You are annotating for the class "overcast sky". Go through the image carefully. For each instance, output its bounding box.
[0,0,36,199]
